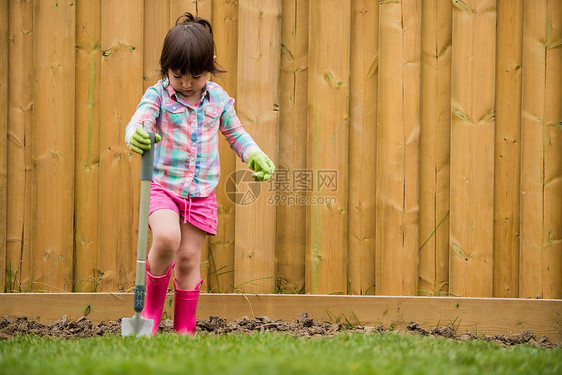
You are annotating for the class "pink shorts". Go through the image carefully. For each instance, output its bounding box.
[149,182,218,236]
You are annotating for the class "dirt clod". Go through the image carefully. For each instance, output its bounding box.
[431,325,456,339]
[406,321,429,335]
[0,314,559,349]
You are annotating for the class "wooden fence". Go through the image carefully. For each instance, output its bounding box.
[1,0,560,298]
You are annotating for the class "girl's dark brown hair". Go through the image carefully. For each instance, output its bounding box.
[160,12,225,78]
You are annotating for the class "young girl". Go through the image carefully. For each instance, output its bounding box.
[125,13,275,335]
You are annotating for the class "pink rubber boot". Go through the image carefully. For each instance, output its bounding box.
[173,278,203,335]
[141,261,175,335]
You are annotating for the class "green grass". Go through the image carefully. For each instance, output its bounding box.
[0,332,560,375]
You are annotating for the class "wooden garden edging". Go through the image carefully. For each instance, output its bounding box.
[1,293,560,343]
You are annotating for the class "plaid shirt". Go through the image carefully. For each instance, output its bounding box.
[126,79,260,198]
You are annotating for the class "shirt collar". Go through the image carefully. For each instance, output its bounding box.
[162,77,210,107]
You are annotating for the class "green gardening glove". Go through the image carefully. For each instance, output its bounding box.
[129,127,161,155]
[248,151,275,182]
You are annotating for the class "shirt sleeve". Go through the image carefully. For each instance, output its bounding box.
[219,98,261,163]
[124,85,162,145]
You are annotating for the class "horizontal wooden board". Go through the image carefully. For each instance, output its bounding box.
[0,293,560,343]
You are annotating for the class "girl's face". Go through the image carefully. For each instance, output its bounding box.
[168,69,208,102]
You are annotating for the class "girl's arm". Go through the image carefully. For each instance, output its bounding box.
[125,86,162,145]
[220,99,275,181]
[219,100,262,162]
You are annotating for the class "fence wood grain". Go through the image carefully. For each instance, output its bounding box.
[98,0,143,292]
[450,0,496,297]
[32,0,76,292]
[0,0,8,292]
[542,0,562,299]
[306,0,351,295]
[170,0,195,24]
[75,0,101,292]
[376,0,421,296]
[520,0,562,299]
[197,0,212,19]
[234,0,281,293]
[277,0,309,294]
[6,0,34,292]
[348,0,378,296]
[419,0,452,297]
[493,0,523,298]
[144,0,170,91]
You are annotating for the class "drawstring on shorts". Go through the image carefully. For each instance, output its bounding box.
[183,196,192,224]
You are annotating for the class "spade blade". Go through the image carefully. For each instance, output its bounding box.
[121,313,154,337]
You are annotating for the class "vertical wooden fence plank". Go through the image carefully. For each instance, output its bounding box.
[419,0,452,297]
[144,0,169,90]
[6,0,33,292]
[449,0,496,297]
[277,0,309,294]
[32,0,75,291]
[306,0,351,295]
[542,0,562,299]
[196,0,212,19]
[75,0,101,291]
[170,0,211,20]
[170,0,212,22]
[169,0,187,28]
[234,0,280,293]
[170,0,194,23]
[520,0,544,299]
[493,0,523,298]
[375,0,421,296]
[99,0,143,291]
[520,0,562,299]
[209,0,239,293]
[170,1,211,22]
[348,0,378,295]
[0,0,8,291]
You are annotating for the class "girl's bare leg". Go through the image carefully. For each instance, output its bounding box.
[174,221,206,290]
[147,209,181,275]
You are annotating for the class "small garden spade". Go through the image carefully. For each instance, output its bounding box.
[122,131,156,337]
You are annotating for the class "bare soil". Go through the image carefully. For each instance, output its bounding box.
[0,313,559,349]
